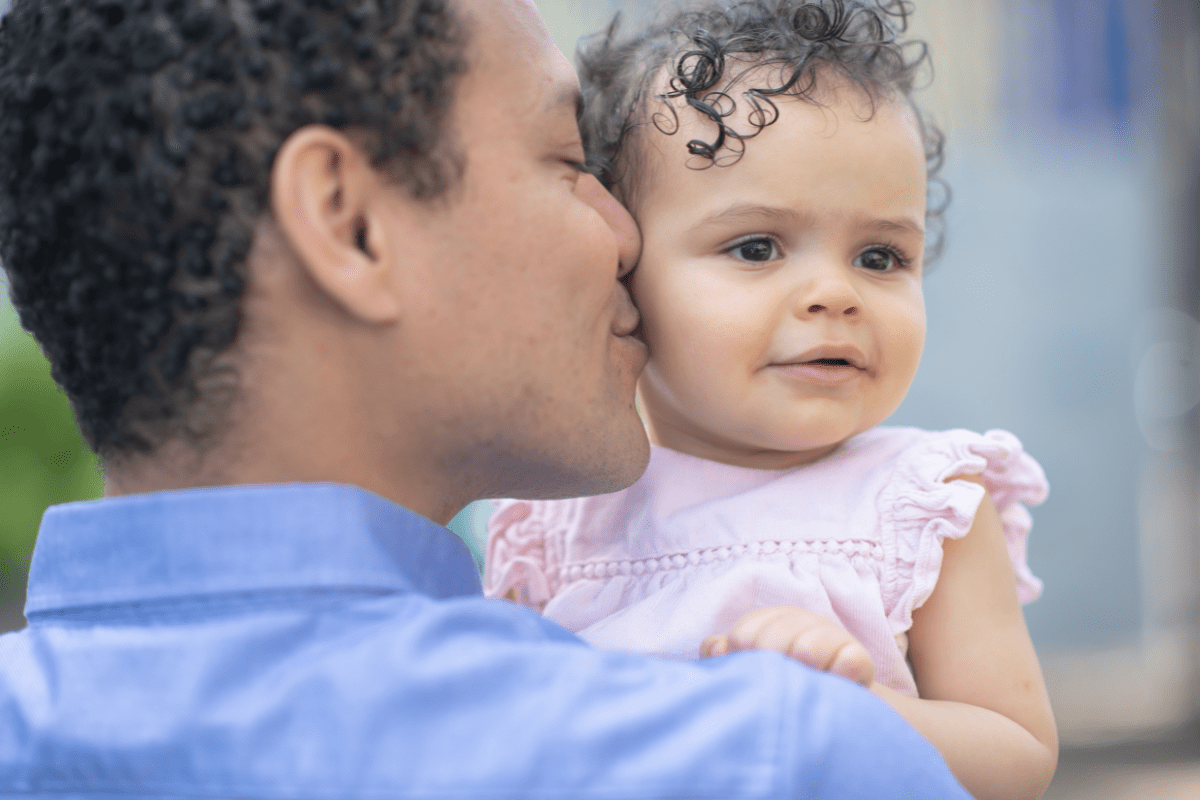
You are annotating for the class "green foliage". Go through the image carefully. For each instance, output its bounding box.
[0,305,103,593]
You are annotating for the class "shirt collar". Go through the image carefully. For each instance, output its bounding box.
[25,483,482,616]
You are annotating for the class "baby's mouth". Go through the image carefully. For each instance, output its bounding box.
[770,353,867,387]
[772,343,869,377]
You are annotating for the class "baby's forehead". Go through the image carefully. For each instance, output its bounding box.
[647,59,893,138]
[624,61,911,202]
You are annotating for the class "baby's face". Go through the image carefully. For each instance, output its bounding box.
[629,78,928,470]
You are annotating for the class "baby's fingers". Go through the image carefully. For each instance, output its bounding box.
[699,634,731,658]
[715,606,876,687]
[789,625,875,687]
[825,639,875,687]
[726,606,830,652]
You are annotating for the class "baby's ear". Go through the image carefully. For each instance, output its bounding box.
[270,125,399,323]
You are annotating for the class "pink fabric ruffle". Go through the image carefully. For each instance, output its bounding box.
[483,500,556,609]
[881,429,1047,636]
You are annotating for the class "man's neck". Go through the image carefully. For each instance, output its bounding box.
[103,427,470,526]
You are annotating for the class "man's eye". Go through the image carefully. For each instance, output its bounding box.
[729,238,779,263]
[853,248,903,271]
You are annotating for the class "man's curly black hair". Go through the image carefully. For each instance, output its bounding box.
[0,0,465,456]
[577,0,948,259]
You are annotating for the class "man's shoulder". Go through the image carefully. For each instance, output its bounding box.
[0,592,968,799]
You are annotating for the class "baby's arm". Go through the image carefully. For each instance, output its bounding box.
[707,483,1057,800]
[880,480,1057,799]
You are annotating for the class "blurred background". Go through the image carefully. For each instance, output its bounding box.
[1,0,1197,795]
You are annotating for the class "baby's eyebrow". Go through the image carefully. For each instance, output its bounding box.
[696,204,925,238]
[694,203,810,230]
[863,216,925,237]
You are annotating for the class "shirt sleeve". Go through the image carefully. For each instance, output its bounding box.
[880,428,1049,636]
[1,578,972,799]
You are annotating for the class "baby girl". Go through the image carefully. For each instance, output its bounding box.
[486,2,1058,797]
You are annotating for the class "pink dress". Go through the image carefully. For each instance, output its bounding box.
[484,427,1047,696]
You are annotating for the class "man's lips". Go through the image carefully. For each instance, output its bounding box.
[615,328,649,373]
[612,285,642,339]
[611,300,648,370]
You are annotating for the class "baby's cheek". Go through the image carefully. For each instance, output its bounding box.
[894,315,927,383]
[877,293,925,365]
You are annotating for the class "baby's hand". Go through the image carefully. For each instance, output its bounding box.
[700,606,876,687]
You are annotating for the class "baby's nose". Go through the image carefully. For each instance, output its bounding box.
[796,267,862,318]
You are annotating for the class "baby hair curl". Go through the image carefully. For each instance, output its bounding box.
[0,0,465,456]
[577,0,948,259]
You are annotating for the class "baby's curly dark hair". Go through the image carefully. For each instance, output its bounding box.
[0,0,465,456]
[578,0,948,259]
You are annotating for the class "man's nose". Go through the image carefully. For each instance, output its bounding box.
[576,174,641,277]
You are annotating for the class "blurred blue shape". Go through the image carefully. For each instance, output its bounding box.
[1040,0,1158,137]
[890,141,1158,649]
[1103,0,1132,119]
[447,500,493,573]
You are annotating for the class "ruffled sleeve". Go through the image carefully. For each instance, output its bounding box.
[483,500,557,610]
[880,429,1048,636]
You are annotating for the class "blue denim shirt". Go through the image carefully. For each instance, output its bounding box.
[0,483,969,798]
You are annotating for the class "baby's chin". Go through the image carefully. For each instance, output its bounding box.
[712,417,891,469]
[643,401,882,470]
[754,408,904,461]
[678,435,852,471]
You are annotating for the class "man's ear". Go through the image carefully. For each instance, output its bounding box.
[270,125,399,323]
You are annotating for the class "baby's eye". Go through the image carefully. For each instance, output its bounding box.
[729,237,780,263]
[853,247,904,272]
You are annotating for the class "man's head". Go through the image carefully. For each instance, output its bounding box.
[0,0,648,519]
[0,0,465,453]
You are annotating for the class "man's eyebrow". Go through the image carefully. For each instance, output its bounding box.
[546,85,584,120]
